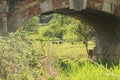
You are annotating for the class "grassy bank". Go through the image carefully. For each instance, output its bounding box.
[0,34,120,80]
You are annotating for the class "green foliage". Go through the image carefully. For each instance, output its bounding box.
[37,14,95,42]
[43,14,66,39]
[1,13,119,80]
[55,59,120,80]
[21,16,40,36]
[75,24,94,41]
[0,31,120,80]
[0,33,43,80]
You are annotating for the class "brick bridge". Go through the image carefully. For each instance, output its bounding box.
[0,0,120,62]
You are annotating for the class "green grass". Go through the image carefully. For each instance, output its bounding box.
[39,41,120,80]
[55,60,120,80]
[30,40,120,80]
[1,34,120,80]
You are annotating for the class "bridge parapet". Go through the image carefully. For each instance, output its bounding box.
[26,0,120,19]
[38,0,120,17]
[87,0,120,16]
[8,0,120,22]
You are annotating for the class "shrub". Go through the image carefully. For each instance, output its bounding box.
[0,33,42,80]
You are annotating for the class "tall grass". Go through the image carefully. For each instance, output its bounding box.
[55,60,120,80]
[46,42,120,80]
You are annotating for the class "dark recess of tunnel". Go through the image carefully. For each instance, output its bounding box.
[52,8,120,63]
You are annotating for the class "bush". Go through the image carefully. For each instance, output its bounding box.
[0,33,42,80]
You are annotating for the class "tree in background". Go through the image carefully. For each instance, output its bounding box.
[43,14,67,40]
[14,16,40,40]
[21,14,95,43]
[75,23,95,54]
[23,16,40,34]
[15,16,40,38]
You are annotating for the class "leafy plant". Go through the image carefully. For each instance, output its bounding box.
[0,33,43,80]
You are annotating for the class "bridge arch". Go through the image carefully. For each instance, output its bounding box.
[54,9,120,62]
[0,0,120,62]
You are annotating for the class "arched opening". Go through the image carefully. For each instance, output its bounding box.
[10,12,119,79]
[20,13,97,79]
[7,6,120,62]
